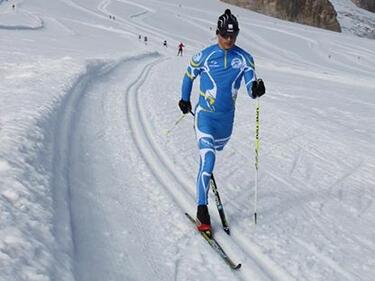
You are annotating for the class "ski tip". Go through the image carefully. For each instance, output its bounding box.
[224,228,230,235]
[232,263,241,270]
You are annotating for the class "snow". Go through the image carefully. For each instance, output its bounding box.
[0,0,375,281]
[330,0,375,39]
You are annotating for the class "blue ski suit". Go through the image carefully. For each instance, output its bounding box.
[181,43,257,205]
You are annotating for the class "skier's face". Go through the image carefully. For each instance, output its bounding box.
[218,32,237,50]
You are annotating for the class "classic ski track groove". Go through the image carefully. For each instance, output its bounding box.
[53,58,157,280]
[53,1,298,277]
[125,56,247,281]
[61,1,365,280]
[94,0,200,48]
[125,56,295,281]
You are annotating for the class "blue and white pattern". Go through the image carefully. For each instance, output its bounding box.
[181,43,257,205]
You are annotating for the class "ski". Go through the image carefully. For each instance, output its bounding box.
[210,175,230,234]
[185,212,241,270]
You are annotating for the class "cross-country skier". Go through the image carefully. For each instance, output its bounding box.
[177,42,185,56]
[178,9,266,236]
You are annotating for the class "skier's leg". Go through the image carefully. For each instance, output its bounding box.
[193,109,234,235]
[195,110,234,203]
[194,107,217,206]
[196,135,215,205]
[195,129,215,234]
[213,111,234,151]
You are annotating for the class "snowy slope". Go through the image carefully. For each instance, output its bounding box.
[1,0,375,281]
[330,0,375,39]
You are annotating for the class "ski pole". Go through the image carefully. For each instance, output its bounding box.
[210,174,230,234]
[165,113,187,137]
[254,98,260,224]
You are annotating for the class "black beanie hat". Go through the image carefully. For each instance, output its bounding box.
[216,9,239,35]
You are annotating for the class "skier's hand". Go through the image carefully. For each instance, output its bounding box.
[178,99,192,114]
[251,79,265,98]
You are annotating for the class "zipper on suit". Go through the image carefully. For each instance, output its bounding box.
[224,50,227,68]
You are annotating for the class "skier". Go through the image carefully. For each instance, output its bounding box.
[177,42,184,56]
[163,40,168,47]
[178,9,265,236]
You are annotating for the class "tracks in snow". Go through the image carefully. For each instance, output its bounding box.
[125,57,195,211]
[52,48,363,281]
[53,52,299,281]
[124,55,296,281]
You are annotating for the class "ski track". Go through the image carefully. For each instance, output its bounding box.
[107,2,373,280]
[96,0,178,45]
[51,51,254,280]
[4,0,374,280]
[53,53,177,281]
[123,54,299,281]
[52,59,125,281]
[59,0,109,22]
[125,57,195,208]
[104,0,205,49]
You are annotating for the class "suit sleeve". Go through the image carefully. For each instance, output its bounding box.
[243,54,257,98]
[181,52,203,101]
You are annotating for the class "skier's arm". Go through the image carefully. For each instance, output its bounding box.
[181,55,203,101]
[181,73,194,101]
[179,55,203,114]
[243,55,265,98]
[243,55,257,98]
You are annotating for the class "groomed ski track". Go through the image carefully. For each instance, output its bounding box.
[52,49,296,280]
[44,0,375,280]
[124,55,295,281]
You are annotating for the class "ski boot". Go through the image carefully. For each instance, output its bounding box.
[196,205,212,238]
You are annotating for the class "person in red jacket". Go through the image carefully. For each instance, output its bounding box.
[177,42,185,56]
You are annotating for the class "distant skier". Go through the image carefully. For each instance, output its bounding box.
[163,40,168,47]
[178,9,266,236]
[144,36,148,45]
[177,42,184,56]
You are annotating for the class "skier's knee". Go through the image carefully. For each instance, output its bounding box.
[203,150,215,173]
[198,137,215,150]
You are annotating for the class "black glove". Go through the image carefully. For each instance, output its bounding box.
[178,99,192,114]
[251,79,266,98]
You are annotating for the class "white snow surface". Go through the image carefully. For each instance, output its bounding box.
[0,0,375,281]
[330,0,375,39]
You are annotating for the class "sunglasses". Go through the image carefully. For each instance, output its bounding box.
[218,29,239,39]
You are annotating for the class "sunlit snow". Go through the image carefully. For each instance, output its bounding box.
[1,0,375,280]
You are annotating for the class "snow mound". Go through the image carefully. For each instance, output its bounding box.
[0,8,43,30]
[0,57,84,281]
